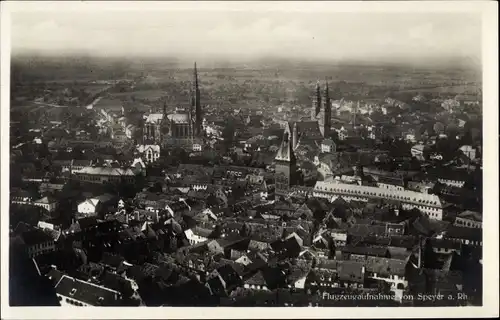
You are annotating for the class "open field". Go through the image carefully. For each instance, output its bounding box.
[109,89,168,100]
[11,56,482,112]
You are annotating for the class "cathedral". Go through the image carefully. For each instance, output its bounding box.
[142,63,204,151]
[290,81,332,150]
[274,80,334,198]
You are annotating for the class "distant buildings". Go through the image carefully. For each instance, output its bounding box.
[8,62,483,308]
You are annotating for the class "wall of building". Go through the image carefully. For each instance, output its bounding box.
[78,201,97,214]
[57,294,90,307]
[454,217,482,229]
[27,241,55,258]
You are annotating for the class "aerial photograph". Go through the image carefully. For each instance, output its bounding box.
[7,6,484,308]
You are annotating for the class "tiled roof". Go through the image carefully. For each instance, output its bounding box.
[71,160,92,167]
[337,260,365,283]
[94,194,115,203]
[365,256,406,277]
[46,268,65,286]
[310,267,338,282]
[428,238,461,250]
[191,227,215,238]
[445,226,482,242]
[21,228,54,246]
[377,175,405,187]
[341,245,388,257]
[136,144,160,153]
[457,210,482,222]
[287,262,312,283]
[316,259,340,270]
[34,196,57,204]
[347,224,387,237]
[55,275,120,306]
[244,270,267,286]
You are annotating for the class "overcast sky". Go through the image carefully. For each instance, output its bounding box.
[10,7,482,65]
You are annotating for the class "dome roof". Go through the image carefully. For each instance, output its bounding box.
[167,113,190,124]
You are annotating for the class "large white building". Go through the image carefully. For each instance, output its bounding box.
[313,181,443,220]
[77,198,100,216]
[184,227,213,245]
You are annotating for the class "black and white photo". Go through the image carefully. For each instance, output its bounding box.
[1,1,498,318]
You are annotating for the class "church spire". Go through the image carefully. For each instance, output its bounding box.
[192,62,202,136]
[194,62,199,87]
[311,81,322,120]
[321,79,331,138]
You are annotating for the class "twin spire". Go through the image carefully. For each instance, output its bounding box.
[311,79,330,121]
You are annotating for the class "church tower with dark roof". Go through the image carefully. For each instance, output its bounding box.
[274,123,297,199]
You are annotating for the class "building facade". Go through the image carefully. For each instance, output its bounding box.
[313,181,443,220]
[136,145,160,163]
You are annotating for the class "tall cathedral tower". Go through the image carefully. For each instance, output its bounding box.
[274,123,297,199]
[311,81,322,120]
[192,62,202,136]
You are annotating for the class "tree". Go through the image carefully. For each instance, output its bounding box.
[433,122,445,135]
